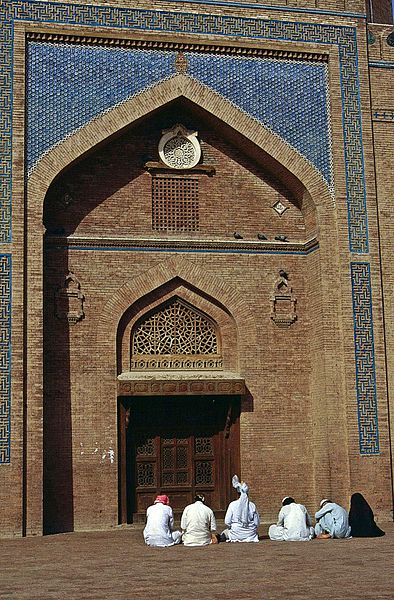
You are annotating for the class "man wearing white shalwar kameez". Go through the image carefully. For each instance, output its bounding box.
[181,494,217,546]
[143,495,182,547]
[221,475,260,542]
[269,497,314,541]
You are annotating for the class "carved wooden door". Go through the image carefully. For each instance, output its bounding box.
[120,395,240,521]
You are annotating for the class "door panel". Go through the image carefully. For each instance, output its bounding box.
[119,395,240,521]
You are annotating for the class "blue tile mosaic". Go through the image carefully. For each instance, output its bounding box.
[0,254,11,464]
[27,43,177,171]
[27,43,332,188]
[186,53,332,185]
[351,262,380,455]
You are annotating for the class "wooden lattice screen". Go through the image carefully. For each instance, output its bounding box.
[152,176,199,232]
[131,299,222,370]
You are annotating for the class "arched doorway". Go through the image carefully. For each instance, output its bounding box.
[39,92,336,534]
[117,295,242,521]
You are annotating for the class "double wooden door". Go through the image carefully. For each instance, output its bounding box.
[119,395,240,522]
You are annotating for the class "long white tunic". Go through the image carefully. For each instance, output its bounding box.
[225,499,260,542]
[315,502,351,538]
[181,501,216,546]
[269,503,313,541]
[143,503,181,547]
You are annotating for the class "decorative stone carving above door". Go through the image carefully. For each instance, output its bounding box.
[158,124,201,169]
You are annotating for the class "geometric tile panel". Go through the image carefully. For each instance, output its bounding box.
[186,54,332,187]
[351,263,380,455]
[0,254,11,464]
[27,43,332,187]
[1,2,368,252]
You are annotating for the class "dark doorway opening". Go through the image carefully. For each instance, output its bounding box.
[118,395,240,523]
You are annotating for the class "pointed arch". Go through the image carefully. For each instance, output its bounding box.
[28,74,332,217]
[96,255,258,377]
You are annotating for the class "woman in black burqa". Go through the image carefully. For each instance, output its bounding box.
[349,493,385,537]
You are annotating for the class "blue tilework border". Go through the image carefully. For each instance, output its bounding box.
[146,0,367,19]
[350,262,380,455]
[0,255,11,464]
[46,244,319,256]
[0,1,368,254]
[369,62,394,69]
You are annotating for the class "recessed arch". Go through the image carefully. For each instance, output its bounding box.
[96,254,258,379]
[29,74,333,220]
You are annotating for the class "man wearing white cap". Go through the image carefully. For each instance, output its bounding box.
[220,475,260,542]
[181,494,217,546]
[315,499,351,539]
[268,496,314,541]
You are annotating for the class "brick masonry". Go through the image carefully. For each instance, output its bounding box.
[0,0,393,536]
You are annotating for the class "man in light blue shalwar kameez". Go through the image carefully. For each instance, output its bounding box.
[315,498,351,539]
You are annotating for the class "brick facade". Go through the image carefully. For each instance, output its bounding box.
[0,0,393,536]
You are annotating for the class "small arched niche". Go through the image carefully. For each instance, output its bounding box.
[117,280,239,376]
[130,296,222,371]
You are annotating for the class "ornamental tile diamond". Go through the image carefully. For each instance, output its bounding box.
[272,201,288,216]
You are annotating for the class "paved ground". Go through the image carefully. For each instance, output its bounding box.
[0,521,393,599]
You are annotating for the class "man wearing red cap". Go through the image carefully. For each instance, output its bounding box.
[143,495,182,547]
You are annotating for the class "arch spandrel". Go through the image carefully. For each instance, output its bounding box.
[29,74,333,218]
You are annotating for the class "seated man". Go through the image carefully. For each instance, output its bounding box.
[220,475,260,542]
[143,494,182,547]
[315,498,351,539]
[269,496,314,541]
[181,494,217,546]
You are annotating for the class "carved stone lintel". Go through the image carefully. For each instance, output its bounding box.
[270,270,297,327]
[55,271,85,325]
[117,378,245,397]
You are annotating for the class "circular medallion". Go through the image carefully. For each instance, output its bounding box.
[163,135,196,168]
[159,125,201,169]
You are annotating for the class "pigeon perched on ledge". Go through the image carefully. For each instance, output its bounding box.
[274,235,289,242]
[233,232,243,239]
[257,233,267,240]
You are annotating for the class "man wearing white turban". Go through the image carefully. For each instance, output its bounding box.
[220,475,260,542]
[268,497,314,541]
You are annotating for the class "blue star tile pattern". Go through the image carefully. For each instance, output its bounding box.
[186,53,332,186]
[27,43,332,188]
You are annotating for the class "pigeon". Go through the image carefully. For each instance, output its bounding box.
[233,232,243,239]
[274,235,289,242]
[257,233,267,240]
